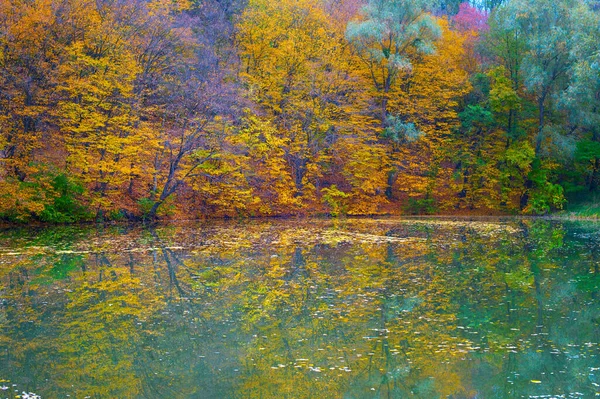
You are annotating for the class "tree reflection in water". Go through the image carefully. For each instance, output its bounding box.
[0,218,599,398]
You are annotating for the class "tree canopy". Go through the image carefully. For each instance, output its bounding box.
[1,0,599,221]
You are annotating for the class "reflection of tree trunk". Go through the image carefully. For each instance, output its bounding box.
[286,247,307,282]
[292,247,305,271]
[282,249,307,364]
[523,222,545,337]
[148,228,191,298]
[138,364,171,399]
[592,263,599,300]
[385,243,396,264]
[162,248,189,298]
[534,266,544,336]
[95,253,113,283]
[377,246,415,397]
[503,351,517,397]
[128,253,135,274]
[503,225,518,397]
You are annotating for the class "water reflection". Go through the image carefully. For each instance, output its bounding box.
[1,218,599,398]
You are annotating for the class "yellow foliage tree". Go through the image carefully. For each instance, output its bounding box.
[55,1,162,217]
[384,18,472,211]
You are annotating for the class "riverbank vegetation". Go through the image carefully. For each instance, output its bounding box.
[1,0,600,222]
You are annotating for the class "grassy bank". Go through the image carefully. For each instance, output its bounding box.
[556,201,600,219]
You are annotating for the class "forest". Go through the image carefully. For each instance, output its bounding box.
[1,0,600,222]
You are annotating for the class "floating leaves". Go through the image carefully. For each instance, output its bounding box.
[1,218,600,398]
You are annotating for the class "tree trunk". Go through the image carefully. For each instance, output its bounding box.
[385,169,398,200]
[147,200,163,220]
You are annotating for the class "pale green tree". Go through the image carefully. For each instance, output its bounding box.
[491,0,597,153]
[346,0,441,126]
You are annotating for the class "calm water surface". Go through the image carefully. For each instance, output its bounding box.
[1,218,599,398]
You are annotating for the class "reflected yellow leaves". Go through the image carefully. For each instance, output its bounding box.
[1,218,596,398]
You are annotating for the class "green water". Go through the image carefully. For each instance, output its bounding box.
[1,218,599,398]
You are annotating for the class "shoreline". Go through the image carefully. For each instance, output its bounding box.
[2,212,600,230]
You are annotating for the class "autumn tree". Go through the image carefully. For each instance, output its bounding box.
[237,0,390,213]
[0,0,60,181]
[137,0,242,219]
[1,0,599,220]
[0,0,68,220]
[346,0,441,126]
[55,0,151,217]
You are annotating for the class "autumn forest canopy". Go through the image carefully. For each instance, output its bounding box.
[1,0,600,222]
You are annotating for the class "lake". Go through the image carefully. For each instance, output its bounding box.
[1,218,599,398]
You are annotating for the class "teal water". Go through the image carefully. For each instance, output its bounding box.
[0,218,599,398]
